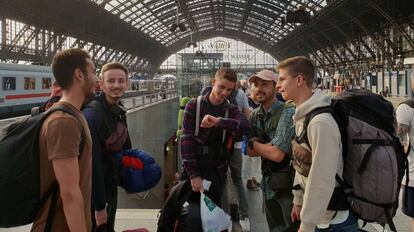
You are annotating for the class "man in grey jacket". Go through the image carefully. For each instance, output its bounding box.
[276,56,358,232]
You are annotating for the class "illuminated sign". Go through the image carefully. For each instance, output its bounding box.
[210,40,231,51]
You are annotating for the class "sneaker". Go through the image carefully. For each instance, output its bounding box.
[239,217,250,232]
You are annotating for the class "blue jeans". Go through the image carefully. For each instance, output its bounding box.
[315,212,359,232]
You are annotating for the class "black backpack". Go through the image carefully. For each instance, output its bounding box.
[295,90,406,231]
[30,95,62,116]
[0,104,85,230]
[157,179,193,232]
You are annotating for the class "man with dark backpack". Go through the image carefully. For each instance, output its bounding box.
[277,56,356,232]
[33,48,96,232]
[276,56,405,232]
[0,48,96,231]
[83,61,132,232]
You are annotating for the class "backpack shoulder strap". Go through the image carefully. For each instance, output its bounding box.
[195,96,202,137]
[295,106,332,148]
[222,100,230,143]
[251,107,260,120]
[47,104,86,153]
[400,99,414,108]
[194,95,229,144]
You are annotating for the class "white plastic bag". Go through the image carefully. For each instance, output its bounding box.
[200,192,231,232]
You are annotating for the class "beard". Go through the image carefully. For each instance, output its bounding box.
[82,80,97,105]
[256,90,272,104]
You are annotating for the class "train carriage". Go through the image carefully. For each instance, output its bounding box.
[0,63,177,118]
[0,63,54,118]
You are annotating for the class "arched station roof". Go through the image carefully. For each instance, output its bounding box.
[0,0,328,71]
[90,0,328,61]
[2,0,412,74]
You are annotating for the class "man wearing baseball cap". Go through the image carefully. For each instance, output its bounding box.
[246,69,298,232]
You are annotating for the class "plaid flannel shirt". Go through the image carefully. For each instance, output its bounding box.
[180,93,250,178]
[250,101,295,199]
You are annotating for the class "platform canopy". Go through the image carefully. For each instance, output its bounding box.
[6,0,412,74]
[89,0,328,60]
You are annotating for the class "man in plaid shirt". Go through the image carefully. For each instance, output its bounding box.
[180,68,249,231]
[246,69,296,232]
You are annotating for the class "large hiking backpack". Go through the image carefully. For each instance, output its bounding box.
[295,90,406,231]
[0,104,84,228]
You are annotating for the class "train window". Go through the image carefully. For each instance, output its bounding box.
[24,77,36,90]
[42,78,52,89]
[2,77,16,90]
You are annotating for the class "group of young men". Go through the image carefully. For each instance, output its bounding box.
[29,46,414,232]
[181,56,403,232]
[31,48,132,232]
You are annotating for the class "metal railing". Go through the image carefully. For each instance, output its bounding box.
[0,89,178,127]
[121,89,178,111]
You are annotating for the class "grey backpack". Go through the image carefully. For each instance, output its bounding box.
[295,90,407,231]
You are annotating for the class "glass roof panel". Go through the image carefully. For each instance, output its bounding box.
[88,0,331,49]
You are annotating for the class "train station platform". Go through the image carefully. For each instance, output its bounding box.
[0,94,412,232]
[1,168,411,232]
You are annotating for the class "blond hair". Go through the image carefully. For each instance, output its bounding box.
[276,56,315,87]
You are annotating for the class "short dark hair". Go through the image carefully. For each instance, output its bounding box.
[51,48,91,90]
[100,61,129,80]
[214,68,237,83]
[276,56,315,87]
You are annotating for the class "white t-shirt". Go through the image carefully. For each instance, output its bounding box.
[396,103,414,187]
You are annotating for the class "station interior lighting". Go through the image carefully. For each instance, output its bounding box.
[170,4,186,32]
[281,5,311,27]
[169,22,186,32]
[185,41,197,48]
[186,32,197,48]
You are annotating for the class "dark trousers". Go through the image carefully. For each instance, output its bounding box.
[181,149,227,232]
[92,190,118,232]
[264,191,298,232]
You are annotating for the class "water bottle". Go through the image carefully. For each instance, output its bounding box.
[242,135,248,155]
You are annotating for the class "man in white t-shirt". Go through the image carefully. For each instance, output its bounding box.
[396,64,414,230]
